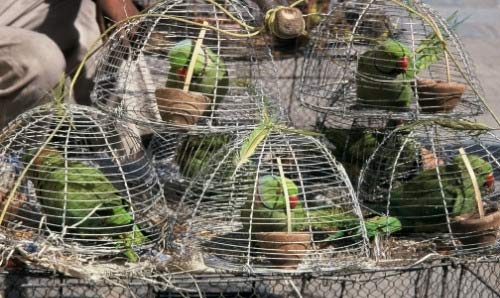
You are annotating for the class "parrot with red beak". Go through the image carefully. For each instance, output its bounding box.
[240,175,402,239]
[385,153,495,232]
[356,39,415,111]
[166,39,228,103]
[240,175,301,233]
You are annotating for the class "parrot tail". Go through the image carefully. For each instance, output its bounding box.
[103,205,148,261]
[118,224,147,262]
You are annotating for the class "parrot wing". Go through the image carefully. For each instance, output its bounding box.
[389,169,448,219]
[357,53,413,109]
[176,135,230,178]
[65,164,147,261]
[448,154,493,215]
[192,46,228,102]
[33,155,146,262]
[364,216,402,238]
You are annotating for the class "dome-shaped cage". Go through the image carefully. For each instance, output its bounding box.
[298,0,484,119]
[92,0,282,133]
[172,127,377,272]
[0,104,166,260]
[358,120,500,256]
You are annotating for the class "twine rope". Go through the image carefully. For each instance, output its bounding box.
[264,0,307,39]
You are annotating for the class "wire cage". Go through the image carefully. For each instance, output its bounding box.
[3,258,500,297]
[298,0,484,119]
[357,120,500,257]
[171,126,376,273]
[92,0,282,134]
[157,259,500,298]
[0,103,166,261]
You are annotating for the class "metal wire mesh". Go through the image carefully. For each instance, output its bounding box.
[0,103,166,260]
[172,129,368,273]
[0,269,155,298]
[3,259,500,297]
[358,121,500,257]
[92,0,282,133]
[160,260,500,298]
[298,0,484,119]
[3,1,500,296]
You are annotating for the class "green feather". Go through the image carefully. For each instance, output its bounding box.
[176,134,229,178]
[241,176,402,239]
[323,127,381,181]
[257,175,298,209]
[389,153,493,231]
[28,150,146,261]
[166,39,228,102]
[357,39,414,110]
[364,216,402,238]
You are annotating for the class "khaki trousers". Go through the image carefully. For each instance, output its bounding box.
[0,0,101,127]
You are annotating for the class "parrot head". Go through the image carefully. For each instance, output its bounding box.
[23,148,64,168]
[374,39,412,76]
[257,175,300,210]
[167,39,206,82]
[453,154,495,193]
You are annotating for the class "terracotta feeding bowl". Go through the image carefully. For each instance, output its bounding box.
[255,232,311,269]
[417,79,466,113]
[155,87,210,125]
[451,208,500,247]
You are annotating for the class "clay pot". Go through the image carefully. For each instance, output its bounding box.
[451,209,500,247]
[417,79,466,113]
[155,88,210,125]
[255,232,310,269]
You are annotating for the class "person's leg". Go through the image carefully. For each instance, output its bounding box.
[0,27,66,127]
[34,0,101,105]
[0,0,101,106]
[67,0,102,106]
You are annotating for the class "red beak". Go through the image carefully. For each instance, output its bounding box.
[485,173,495,191]
[176,67,188,81]
[289,195,298,209]
[397,56,409,72]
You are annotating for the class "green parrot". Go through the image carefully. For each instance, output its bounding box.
[324,127,380,182]
[363,215,402,239]
[166,39,229,102]
[26,149,147,262]
[322,119,405,182]
[176,134,229,178]
[356,39,415,110]
[240,175,301,233]
[240,175,401,239]
[385,154,494,231]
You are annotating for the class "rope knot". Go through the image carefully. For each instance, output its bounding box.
[264,6,306,40]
